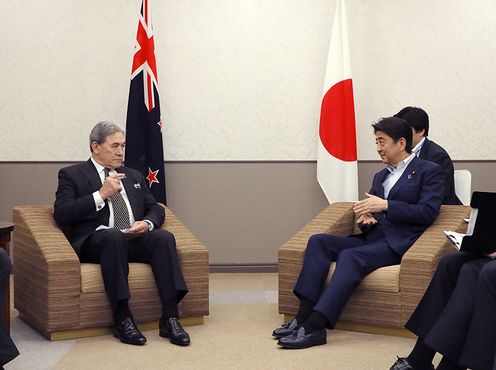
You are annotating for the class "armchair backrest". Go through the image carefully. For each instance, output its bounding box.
[454,169,472,205]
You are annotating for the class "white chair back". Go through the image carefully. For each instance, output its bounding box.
[454,169,472,205]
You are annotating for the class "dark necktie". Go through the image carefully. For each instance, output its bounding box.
[104,168,131,230]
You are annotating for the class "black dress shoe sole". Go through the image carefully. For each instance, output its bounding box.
[112,329,146,346]
[159,330,190,346]
[277,332,327,349]
[277,338,326,349]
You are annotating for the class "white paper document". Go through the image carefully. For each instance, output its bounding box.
[95,225,128,233]
[444,230,466,250]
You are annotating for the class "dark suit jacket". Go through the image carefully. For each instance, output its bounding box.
[54,159,165,256]
[366,156,444,255]
[419,137,461,205]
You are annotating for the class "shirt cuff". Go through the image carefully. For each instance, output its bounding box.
[93,191,106,211]
[143,219,154,231]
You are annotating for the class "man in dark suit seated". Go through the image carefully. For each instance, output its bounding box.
[0,249,19,368]
[390,252,496,370]
[54,121,190,347]
[272,117,444,349]
[394,106,461,205]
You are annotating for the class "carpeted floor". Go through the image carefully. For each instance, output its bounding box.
[6,273,440,370]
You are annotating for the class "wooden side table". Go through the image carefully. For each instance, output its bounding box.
[0,222,14,333]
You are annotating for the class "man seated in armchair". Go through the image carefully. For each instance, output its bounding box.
[272,117,445,349]
[54,121,190,347]
[390,251,496,370]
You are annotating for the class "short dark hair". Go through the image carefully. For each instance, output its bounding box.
[372,117,413,153]
[394,106,429,136]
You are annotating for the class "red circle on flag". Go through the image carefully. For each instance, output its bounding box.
[319,78,357,162]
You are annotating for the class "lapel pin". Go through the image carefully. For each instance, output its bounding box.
[134,183,141,189]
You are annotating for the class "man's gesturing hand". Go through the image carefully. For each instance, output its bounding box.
[357,212,378,225]
[354,193,388,217]
[99,173,126,200]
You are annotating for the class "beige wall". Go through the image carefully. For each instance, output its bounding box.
[3,1,496,162]
[1,161,495,266]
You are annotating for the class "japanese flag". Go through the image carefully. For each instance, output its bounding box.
[317,0,358,203]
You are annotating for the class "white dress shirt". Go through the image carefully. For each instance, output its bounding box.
[412,137,426,157]
[382,153,416,199]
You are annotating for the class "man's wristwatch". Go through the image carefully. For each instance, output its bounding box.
[143,220,153,232]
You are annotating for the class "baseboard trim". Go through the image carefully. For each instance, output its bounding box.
[335,321,416,339]
[46,316,204,341]
[209,263,277,273]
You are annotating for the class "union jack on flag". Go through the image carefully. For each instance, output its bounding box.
[131,0,159,113]
[125,0,167,204]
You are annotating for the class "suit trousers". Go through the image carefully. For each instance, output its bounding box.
[0,249,19,366]
[80,228,188,311]
[293,225,402,328]
[405,252,495,370]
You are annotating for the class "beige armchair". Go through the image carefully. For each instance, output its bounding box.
[278,203,469,337]
[12,205,209,340]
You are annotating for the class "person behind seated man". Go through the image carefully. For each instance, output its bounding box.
[272,117,444,349]
[54,121,190,347]
[389,250,496,370]
[394,106,461,205]
[0,248,19,368]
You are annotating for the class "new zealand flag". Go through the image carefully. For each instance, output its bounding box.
[125,0,166,204]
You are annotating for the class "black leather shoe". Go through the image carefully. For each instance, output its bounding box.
[159,317,191,346]
[272,318,300,339]
[277,327,326,349]
[389,357,434,370]
[112,317,147,345]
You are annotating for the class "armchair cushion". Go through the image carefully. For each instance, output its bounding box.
[328,264,400,293]
[81,263,157,293]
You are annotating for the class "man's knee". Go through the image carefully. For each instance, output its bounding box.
[99,228,127,242]
[478,260,496,289]
[458,260,484,283]
[436,252,468,275]
[97,229,128,253]
[304,235,325,259]
[307,234,333,251]
[148,229,176,248]
[308,234,326,244]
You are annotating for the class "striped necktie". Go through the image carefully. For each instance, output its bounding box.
[104,168,131,230]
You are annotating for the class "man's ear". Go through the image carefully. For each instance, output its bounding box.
[91,142,99,153]
[398,137,407,151]
[416,128,426,137]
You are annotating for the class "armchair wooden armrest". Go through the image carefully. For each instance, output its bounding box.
[13,205,81,333]
[160,206,209,318]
